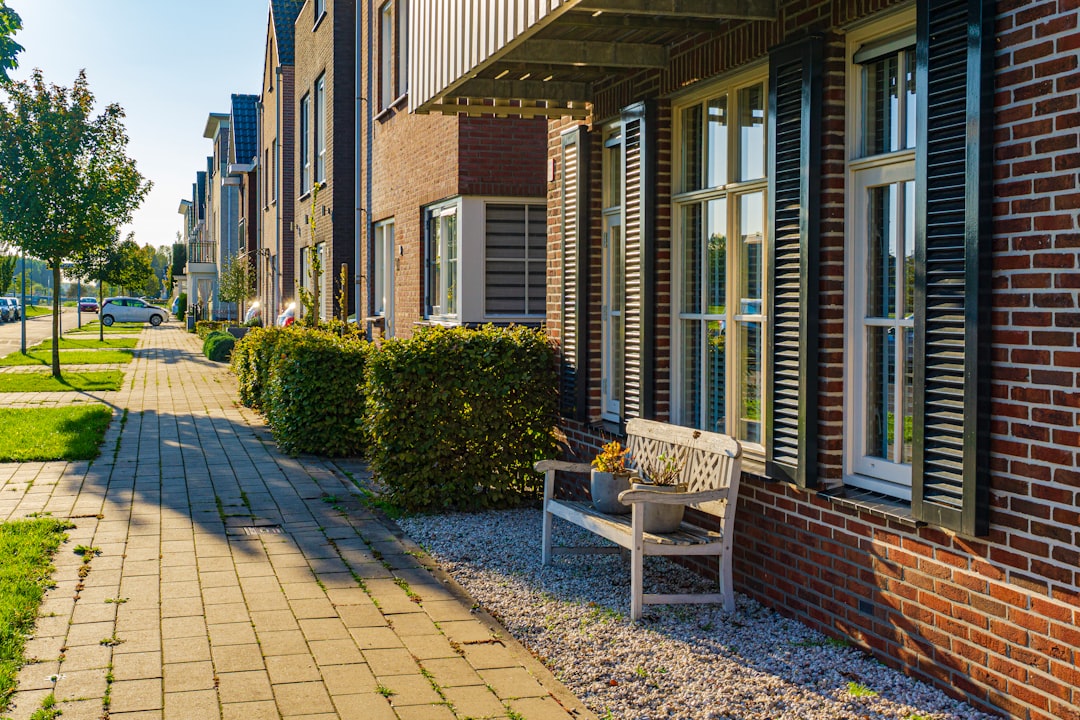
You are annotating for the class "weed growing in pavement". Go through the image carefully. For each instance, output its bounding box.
[28,693,60,720]
[99,635,123,647]
[847,681,878,698]
[104,597,127,604]
[376,684,395,698]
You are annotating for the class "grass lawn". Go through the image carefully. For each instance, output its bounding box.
[23,305,51,318]
[0,518,69,710]
[0,349,134,367]
[36,337,138,350]
[0,405,113,462]
[67,321,144,334]
[0,371,124,393]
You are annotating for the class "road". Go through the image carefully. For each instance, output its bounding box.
[0,307,90,358]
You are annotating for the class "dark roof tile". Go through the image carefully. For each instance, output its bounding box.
[230,94,259,166]
[271,0,305,65]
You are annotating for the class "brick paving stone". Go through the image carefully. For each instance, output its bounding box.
[387,611,441,637]
[14,660,59,691]
[506,696,580,720]
[360,648,418,676]
[374,672,441,705]
[163,689,220,718]
[217,670,274,703]
[443,684,509,718]
[349,626,404,650]
[208,621,258,646]
[422,657,485,688]
[331,693,397,720]
[161,616,207,639]
[251,609,300,632]
[163,660,215,693]
[308,638,364,666]
[112,651,162,681]
[479,667,551,699]
[110,678,163,713]
[439,619,500,645]
[266,654,321,684]
[221,700,281,720]
[401,632,459,661]
[320,663,377,695]
[288,597,337,619]
[336,603,384,628]
[162,635,211,664]
[54,668,108,701]
[272,681,335,714]
[394,704,457,720]
[298,617,348,641]
[212,643,266,673]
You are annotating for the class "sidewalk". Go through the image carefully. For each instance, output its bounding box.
[1,325,593,720]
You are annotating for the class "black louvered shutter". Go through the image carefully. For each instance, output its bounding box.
[765,36,823,488]
[560,127,589,420]
[912,0,992,536]
[620,102,655,422]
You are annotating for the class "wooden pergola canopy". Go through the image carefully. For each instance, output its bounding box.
[411,0,777,118]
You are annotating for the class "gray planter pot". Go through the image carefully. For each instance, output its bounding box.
[632,482,686,533]
[590,470,632,514]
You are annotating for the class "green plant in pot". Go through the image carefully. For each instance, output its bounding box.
[591,440,633,514]
[633,452,687,533]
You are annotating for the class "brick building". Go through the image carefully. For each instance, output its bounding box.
[257,0,304,320]
[357,0,548,338]
[229,93,260,318]
[293,0,356,321]
[411,1,1080,718]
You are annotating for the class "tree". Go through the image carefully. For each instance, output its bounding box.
[218,250,255,322]
[70,235,121,342]
[0,70,150,376]
[0,254,14,294]
[0,0,22,83]
[170,239,187,282]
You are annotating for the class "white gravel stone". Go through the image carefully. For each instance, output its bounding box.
[399,508,998,720]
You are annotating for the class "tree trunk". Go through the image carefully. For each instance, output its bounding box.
[51,264,61,378]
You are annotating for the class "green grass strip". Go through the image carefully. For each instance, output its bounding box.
[0,518,69,710]
[0,371,124,393]
[0,405,113,462]
[72,321,144,330]
[0,349,135,367]
[36,338,138,350]
[22,306,51,318]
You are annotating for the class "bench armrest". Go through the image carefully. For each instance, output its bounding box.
[617,488,730,506]
[534,460,593,474]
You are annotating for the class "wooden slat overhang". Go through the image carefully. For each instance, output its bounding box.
[411,0,778,119]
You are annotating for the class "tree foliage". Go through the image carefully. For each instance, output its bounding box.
[0,254,14,295]
[218,250,255,309]
[171,241,187,281]
[0,70,151,375]
[0,0,22,83]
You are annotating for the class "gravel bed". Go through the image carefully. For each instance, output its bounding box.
[399,509,996,720]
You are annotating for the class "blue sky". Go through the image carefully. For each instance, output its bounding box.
[7,0,269,247]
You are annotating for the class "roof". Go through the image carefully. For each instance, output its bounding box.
[196,173,207,219]
[230,94,259,166]
[270,0,305,65]
[203,112,230,140]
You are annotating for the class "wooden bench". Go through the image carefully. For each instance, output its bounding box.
[535,418,742,620]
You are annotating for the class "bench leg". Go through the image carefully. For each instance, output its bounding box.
[542,500,553,566]
[719,543,735,613]
[630,506,644,621]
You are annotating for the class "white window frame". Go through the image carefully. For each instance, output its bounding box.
[314,0,326,24]
[671,64,769,452]
[299,92,311,195]
[600,123,624,423]
[379,2,394,110]
[843,7,918,499]
[314,74,326,184]
[425,199,460,323]
[396,0,409,98]
[373,218,395,336]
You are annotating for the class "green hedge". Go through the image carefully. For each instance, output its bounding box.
[232,326,294,410]
[365,325,557,512]
[265,330,370,457]
[203,330,235,362]
[176,293,187,321]
[195,320,227,340]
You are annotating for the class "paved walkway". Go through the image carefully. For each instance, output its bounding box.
[1,325,592,720]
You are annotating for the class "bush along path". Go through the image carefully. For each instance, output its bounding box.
[0,324,593,720]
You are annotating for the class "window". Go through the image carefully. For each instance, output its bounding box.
[373,219,395,336]
[299,93,311,195]
[379,2,393,109]
[314,0,325,23]
[314,75,326,184]
[484,203,545,317]
[600,125,624,421]
[263,148,269,207]
[674,71,768,447]
[397,0,408,98]
[271,139,278,201]
[426,201,458,319]
[845,17,917,498]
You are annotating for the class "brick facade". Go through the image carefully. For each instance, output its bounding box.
[294,0,356,320]
[542,1,1080,718]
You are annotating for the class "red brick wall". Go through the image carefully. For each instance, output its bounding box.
[294,0,356,320]
[458,116,548,198]
[542,1,1080,718]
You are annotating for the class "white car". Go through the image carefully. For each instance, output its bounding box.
[100,296,169,327]
[0,297,18,321]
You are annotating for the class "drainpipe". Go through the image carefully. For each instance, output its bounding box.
[256,99,265,316]
[364,0,374,329]
[356,0,367,325]
[275,66,283,314]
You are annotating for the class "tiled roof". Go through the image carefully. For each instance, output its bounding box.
[230,94,259,166]
[271,0,305,65]
[196,173,206,219]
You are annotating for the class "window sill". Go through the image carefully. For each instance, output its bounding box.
[818,486,922,529]
[312,11,327,31]
[374,95,408,123]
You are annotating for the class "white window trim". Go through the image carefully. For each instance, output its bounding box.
[670,64,769,453]
[843,7,918,499]
[373,219,395,337]
[379,2,394,110]
[299,93,311,196]
[314,75,326,184]
[600,122,623,423]
[425,198,461,324]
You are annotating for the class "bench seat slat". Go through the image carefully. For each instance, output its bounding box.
[552,500,722,546]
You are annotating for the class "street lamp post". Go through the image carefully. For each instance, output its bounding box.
[19,253,26,354]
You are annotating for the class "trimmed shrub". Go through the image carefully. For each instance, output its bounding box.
[195,320,227,340]
[176,293,187,321]
[365,324,557,512]
[203,330,235,362]
[231,326,294,410]
[266,330,370,457]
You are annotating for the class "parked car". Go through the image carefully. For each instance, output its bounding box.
[0,297,20,321]
[0,298,12,322]
[79,296,99,313]
[276,303,296,327]
[100,296,169,327]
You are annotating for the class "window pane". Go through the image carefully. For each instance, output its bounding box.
[738,321,762,443]
[610,224,623,313]
[865,326,895,461]
[866,184,898,319]
[864,54,899,155]
[901,324,914,463]
[739,192,764,315]
[738,84,765,181]
[445,214,457,315]
[681,204,702,314]
[380,3,393,108]
[707,198,727,315]
[680,320,701,428]
[904,51,916,150]
[903,180,915,317]
[604,143,621,208]
[707,95,728,188]
[397,0,410,96]
[681,104,703,193]
[374,225,385,315]
[707,319,726,434]
[428,215,439,314]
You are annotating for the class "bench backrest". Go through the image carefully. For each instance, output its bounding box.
[625,418,742,518]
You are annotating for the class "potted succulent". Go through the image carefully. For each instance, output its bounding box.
[590,440,633,514]
[632,452,687,533]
